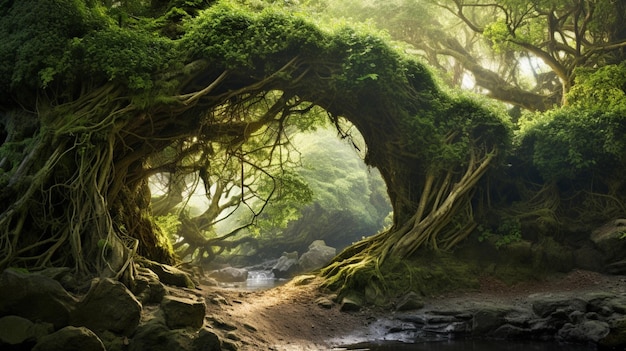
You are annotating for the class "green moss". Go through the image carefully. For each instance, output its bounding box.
[339,251,480,306]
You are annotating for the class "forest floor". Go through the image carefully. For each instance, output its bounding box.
[196,270,626,351]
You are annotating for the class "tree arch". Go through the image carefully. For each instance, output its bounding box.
[0,1,510,292]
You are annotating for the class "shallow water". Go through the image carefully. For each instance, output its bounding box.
[339,340,596,351]
[243,270,285,290]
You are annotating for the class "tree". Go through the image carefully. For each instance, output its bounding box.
[0,0,510,298]
[312,0,626,111]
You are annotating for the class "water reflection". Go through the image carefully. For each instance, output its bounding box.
[340,340,596,351]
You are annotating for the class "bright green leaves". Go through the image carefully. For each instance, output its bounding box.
[568,63,626,114]
[180,2,324,69]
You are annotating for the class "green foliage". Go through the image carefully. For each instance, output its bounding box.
[63,28,174,89]
[252,170,314,236]
[180,1,325,69]
[0,0,175,96]
[477,218,522,249]
[155,214,182,241]
[568,62,626,114]
[401,93,512,170]
[0,0,107,93]
[517,107,626,181]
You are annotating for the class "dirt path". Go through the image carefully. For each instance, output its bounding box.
[197,270,626,350]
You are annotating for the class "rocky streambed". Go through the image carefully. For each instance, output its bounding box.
[332,273,626,351]
[2,261,626,351]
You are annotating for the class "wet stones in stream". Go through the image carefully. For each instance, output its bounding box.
[372,292,626,349]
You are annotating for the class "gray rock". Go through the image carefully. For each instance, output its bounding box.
[0,315,53,346]
[600,317,626,349]
[32,326,105,351]
[141,259,195,288]
[71,278,142,335]
[531,295,588,318]
[298,240,336,272]
[209,267,248,283]
[133,266,166,304]
[471,306,509,335]
[0,268,77,329]
[557,320,609,343]
[161,295,206,329]
[271,252,300,279]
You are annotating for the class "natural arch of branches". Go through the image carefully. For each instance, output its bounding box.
[0,3,509,291]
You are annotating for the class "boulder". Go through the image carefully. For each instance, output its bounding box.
[0,315,53,347]
[129,319,220,351]
[530,295,587,318]
[161,295,206,329]
[208,267,248,283]
[298,240,336,272]
[133,266,166,304]
[557,320,610,343]
[141,259,195,288]
[600,317,626,349]
[0,268,77,329]
[471,306,510,335]
[192,327,222,351]
[271,251,300,279]
[32,326,105,351]
[70,278,142,335]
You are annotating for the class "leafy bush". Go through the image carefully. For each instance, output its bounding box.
[517,108,626,181]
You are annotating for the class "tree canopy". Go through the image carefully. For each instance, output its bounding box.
[315,0,626,111]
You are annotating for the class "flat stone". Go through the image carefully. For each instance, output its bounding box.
[161,295,206,329]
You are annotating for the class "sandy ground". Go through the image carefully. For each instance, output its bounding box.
[196,270,626,351]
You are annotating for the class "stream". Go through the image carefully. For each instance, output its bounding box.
[339,339,597,350]
[243,270,285,290]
